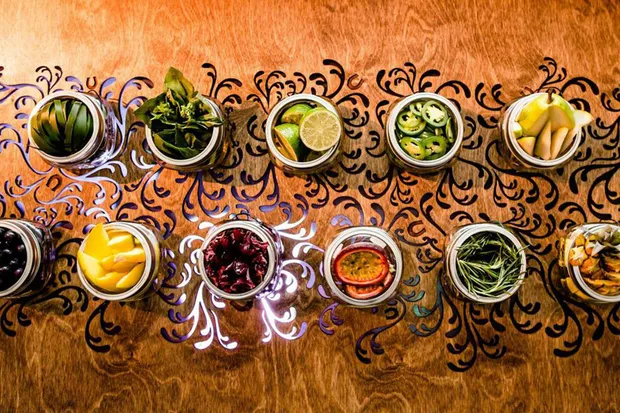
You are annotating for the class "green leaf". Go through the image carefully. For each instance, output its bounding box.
[54,99,67,130]
[153,133,201,159]
[134,92,167,127]
[31,126,61,156]
[64,101,82,153]
[71,104,91,152]
[164,67,195,98]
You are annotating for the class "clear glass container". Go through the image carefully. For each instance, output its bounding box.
[385,92,464,173]
[265,94,344,175]
[0,219,54,299]
[558,222,620,303]
[198,213,283,302]
[323,226,403,308]
[498,92,582,170]
[145,97,231,171]
[27,91,119,170]
[443,222,527,304]
[76,221,162,301]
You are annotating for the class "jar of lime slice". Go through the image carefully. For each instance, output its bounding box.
[266,94,344,174]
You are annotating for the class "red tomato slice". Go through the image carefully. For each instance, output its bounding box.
[333,243,389,286]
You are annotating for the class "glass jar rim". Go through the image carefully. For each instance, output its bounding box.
[27,91,104,165]
[76,222,156,301]
[144,96,226,167]
[446,223,527,304]
[564,223,620,303]
[386,92,464,169]
[503,92,582,169]
[265,93,343,171]
[0,220,39,298]
[323,226,403,308]
[198,219,279,301]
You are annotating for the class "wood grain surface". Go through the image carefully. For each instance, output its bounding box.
[0,0,619,412]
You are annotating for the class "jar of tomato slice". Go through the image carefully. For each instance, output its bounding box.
[323,226,403,308]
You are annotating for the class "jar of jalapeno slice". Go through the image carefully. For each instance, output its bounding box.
[386,93,464,173]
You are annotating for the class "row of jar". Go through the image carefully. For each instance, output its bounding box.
[1,217,617,306]
[27,75,593,175]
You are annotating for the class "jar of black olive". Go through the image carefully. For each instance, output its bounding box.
[0,219,54,299]
[198,213,283,302]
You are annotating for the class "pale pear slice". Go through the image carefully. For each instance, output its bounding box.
[114,248,147,264]
[534,121,552,160]
[550,127,569,159]
[517,95,550,136]
[548,94,576,130]
[83,223,114,260]
[96,271,128,293]
[107,233,134,252]
[512,122,523,139]
[77,250,106,284]
[517,136,536,156]
[559,110,594,155]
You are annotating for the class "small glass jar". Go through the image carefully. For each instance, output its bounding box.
[323,226,403,308]
[498,92,582,170]
[198,213,283,302]
[76,221,162,301]
[0,219,54,299]
[558,222,620,303]
[27,91,119,170]
[145,97,231,171]
[385,92,464,173]
[443,222,527,304]
[265,94,344,175]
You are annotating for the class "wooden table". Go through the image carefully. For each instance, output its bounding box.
[1,0,619,411]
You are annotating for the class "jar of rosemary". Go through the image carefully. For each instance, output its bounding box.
[443,223,527,304]
[27,91,119,170]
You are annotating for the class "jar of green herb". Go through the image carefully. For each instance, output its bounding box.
[27,91,119,170]
[443,222,527,304]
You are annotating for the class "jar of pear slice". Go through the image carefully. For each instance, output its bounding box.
[499,92,593,170]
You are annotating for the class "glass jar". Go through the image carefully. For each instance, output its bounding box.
[558,222,620,303]
[385,92,464,173]
[145,97,231,171]
[443,222,527,304]
[0,219,54,299]
[198,213,283,302]
[322,226,403,308]
[265,94,344,175]
[498,92,582,170]
[27,91,119,170]
[76,221,162,301]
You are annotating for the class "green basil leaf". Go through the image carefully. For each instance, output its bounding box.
[164,67,195,98]
[153,133,200,159]
[134,92,167,127]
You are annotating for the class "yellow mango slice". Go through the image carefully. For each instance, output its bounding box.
[77,250,106,285]
[107,233,134,252]
[116,263,146,290]
[96,271,129,293]
[114,248,146,264]
[100,256,115,271]
[83,223,114,260]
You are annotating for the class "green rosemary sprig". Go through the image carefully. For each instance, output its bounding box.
[456,231,526,298]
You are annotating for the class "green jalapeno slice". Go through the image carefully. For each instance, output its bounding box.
[422,135,447,160]
[399,137,426,160]
[421,100,448,127]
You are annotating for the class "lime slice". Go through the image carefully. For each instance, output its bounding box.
[281,103,313,125]
[273,123,307,161]
[299,109,342,151]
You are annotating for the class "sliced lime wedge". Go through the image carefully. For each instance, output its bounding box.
[280,103,313,125]
[299,109,342,152]
[273,123,307,161]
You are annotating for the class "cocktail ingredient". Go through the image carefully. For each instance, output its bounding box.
[567,225,620,296]
[77,224,146,293]
[456,231,525,298]
[135,67,223,160]
[396,99,455,161]
[273,103,340,162]
[0,227,27,291]
[333,243,394,300]
[31,97,94,157]
[513,92,593,160]
[202,228,270,295]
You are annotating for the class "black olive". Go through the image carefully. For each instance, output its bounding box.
[3,230,16,244]
[16,244,26,255]
[0,266,9,275]
[13,268,23,279]
[9,258,20,269]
